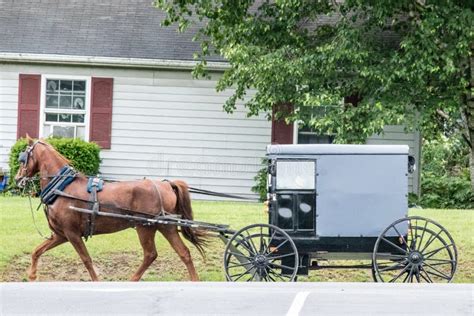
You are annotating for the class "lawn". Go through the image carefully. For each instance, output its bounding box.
[0,196,472,282]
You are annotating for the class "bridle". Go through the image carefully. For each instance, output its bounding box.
[17,140,42,188]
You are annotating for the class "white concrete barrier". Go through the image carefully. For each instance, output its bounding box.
[1,282,472,316]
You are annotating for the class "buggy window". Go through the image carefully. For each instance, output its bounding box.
[276,160,315,190]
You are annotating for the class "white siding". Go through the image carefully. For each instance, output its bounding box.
[0,70,18,171]
[0,63,421,197]
[0,64,270,198]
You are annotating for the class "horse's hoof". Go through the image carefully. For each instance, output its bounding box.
[28,274,37,281]
[27,269,37,281]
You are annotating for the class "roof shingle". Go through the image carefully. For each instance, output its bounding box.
[0,0,221,61]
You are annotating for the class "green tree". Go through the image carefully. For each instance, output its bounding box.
[155,0,474,190]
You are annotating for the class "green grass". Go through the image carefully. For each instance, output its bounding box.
[0,196,472,282]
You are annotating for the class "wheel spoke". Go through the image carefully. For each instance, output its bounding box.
[423,268,450,281]
[423,244,454,259]
[381,237,407,254]
[388,265,410,283]
[231,265,255,281]
[264,229,278,254]
[227,261,252,269]
[424,258,455,263]
[265,269,276,282]
[267,252,297,261]
[376,253,407,260]
[414,266,421,283]
[420,229,443,253]
[423,263,452,280]
[233,237,254,256]
[228,251,252,261]
[409,221,415,249]
[268,269,287,281]
[391,225,408,248]
[417,220,429,250]
[245,230,259,255]
[378,260,408,272]
[414,219,418,249]
[406,266,415,283]
[268,262,296,271]
[420,267,434,283]
[269,239,289,254]
[247,268,258,282]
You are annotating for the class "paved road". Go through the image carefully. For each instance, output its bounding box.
[1,282,472,316]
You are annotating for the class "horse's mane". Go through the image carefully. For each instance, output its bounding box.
[40,140,71,165]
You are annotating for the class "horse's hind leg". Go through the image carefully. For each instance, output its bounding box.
[159,226,199,281]
[130,226,157,281]
[28,233,67,281]
[65,233,99,281]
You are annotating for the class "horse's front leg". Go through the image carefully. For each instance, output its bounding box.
[65,232,99,281]
[28,233,67,281]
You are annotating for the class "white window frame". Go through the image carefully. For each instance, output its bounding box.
[293,100,344,144]
[39,75,91,141]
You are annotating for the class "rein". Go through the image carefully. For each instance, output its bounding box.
[188,187,259,201]
[22,180,52,240]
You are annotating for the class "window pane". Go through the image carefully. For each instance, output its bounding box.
[298,133,334,144]
[52,126,75,138]
[276,161,315,190]
[72,114,84,123]
[59,95,72,109]
[72,96,85,109]
[73,81,85,92]
[46,95,59,108]
[46,80,59,93]
[76,126,85,139]
[58,114,72,122]
[45,113,58,122]
[43,125,52,137]
[60,80,73,92]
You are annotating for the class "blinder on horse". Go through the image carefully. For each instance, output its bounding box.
[16,141,42,187]
[18,151,28,164]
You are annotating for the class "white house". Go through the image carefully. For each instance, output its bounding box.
[0,0,421,198]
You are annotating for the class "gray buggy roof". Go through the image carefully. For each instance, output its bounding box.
[267,144,409,156]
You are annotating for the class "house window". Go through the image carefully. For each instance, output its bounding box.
[295,106,335,144]
[42,78,89,139]
[297,125,334,144]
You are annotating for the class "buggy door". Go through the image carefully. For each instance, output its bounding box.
[272,159,316,236]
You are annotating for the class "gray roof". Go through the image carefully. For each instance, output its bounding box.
[0,0,221,61]
[267,144,409,156]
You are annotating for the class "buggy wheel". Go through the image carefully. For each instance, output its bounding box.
[372,216,457,283]
[223,223,298,282]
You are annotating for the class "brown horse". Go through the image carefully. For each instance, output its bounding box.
[15,136,206,281]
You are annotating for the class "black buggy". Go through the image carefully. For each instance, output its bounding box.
[221,144,457,283]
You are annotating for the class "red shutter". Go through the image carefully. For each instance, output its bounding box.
[17,74,41,139]
[271,104,294,144]
[90,77,113,149]
[344,93,362,106]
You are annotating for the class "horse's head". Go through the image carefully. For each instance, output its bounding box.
[15,135,43,188]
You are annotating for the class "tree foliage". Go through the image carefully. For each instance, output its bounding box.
[417,135,473,209]
[155,0,474,187]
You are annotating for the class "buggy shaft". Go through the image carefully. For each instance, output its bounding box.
[68,206,234,234]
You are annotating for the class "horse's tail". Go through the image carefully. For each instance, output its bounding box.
[169,180,207,258]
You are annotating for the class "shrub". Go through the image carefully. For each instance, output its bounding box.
[8,137,101,191]
[417,136,473,209]
[251,158,268,202]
